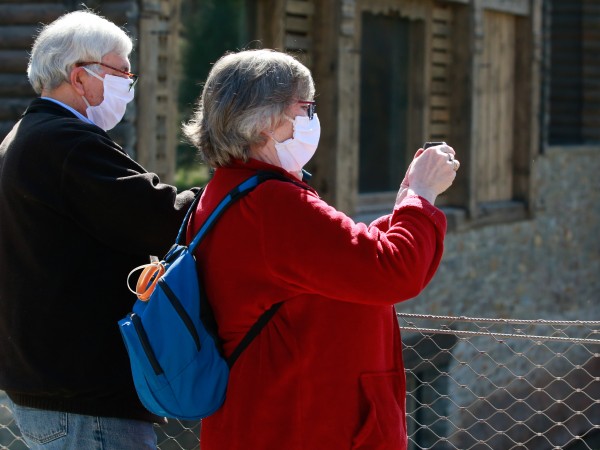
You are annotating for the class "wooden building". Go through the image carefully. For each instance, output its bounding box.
[1,0,596,226]
[249,0,544,225]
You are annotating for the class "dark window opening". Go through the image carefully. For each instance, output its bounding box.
[359,12,411,193]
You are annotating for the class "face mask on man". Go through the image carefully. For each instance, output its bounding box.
[82,68,135,131]
[272,114,320,174]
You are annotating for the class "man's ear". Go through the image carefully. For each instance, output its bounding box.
[70,67,86,96]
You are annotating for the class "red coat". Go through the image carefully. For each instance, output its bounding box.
[187,159,447,450]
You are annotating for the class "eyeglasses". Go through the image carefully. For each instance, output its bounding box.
[75,61,139,91]
[298,100,316,120]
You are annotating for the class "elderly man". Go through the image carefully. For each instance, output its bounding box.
[0,10,195,449]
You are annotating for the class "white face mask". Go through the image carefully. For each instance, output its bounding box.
[82,68,134,131]
[272,114,320,173]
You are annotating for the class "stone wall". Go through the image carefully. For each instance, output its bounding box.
[401,145,600,321]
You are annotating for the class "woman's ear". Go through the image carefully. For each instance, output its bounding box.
[258,129,273,145]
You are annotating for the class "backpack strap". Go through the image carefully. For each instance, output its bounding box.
[179,171,302,251]
[183,173,269,252]
[227,302,283,368]
[174,188,204,246]
[179,171,306,368]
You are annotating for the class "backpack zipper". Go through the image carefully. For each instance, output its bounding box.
[131,313,164,375]
[158,279,202,351]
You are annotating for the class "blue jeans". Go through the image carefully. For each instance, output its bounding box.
[8,401,157,450]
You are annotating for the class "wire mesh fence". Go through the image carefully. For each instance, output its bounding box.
[400,314,600,450]
[1,314,598,449]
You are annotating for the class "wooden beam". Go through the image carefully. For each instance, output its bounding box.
[0,4,66,25]
[285,34,311,50]
[481,0,529,17]
[444,2,472,207]
[0,50,29,74]
[286,16,311,33]
[335,0,360,214]
[308,0,339,203]
[0,25,38,50]
[468,0,483,216]
[0,74,34,96]
[286,0,315,16]
[256,0,286,49]
[136,8,159,173]
[431,95,451,108]
[0,97,32,120]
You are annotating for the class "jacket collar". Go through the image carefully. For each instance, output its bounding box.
[225,158,314,188]
[23,98,80,119]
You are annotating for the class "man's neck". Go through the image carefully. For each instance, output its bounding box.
[41,83,87,116]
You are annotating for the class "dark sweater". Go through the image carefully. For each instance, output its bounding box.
[0,99,196,422]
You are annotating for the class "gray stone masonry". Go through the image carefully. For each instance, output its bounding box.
[400,145,600,322]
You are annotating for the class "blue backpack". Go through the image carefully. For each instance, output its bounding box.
[118,173,283,420]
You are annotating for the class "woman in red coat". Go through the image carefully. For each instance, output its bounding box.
[182,49,459,450]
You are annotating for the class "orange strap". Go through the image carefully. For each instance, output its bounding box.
[126,262,165,301]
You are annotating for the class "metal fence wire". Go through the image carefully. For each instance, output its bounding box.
[1,314,598,450]
[400,314,600,450]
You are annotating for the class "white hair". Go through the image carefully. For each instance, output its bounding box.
[27,10,133,94]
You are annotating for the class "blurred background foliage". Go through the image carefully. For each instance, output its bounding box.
[175,0,253,189]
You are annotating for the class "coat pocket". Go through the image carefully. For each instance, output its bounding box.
[352,371,407,450]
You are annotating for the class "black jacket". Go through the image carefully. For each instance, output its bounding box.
[0,99,196,422]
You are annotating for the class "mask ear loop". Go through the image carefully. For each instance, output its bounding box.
[126,261,165,301]
[270,114,296,145]
[83,66,104,81]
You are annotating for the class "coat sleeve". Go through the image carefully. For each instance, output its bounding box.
[59,133,197,256]
[259,182,447,306]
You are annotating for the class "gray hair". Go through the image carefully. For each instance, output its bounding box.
[27,10,133,94]
[182,49,315,168]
